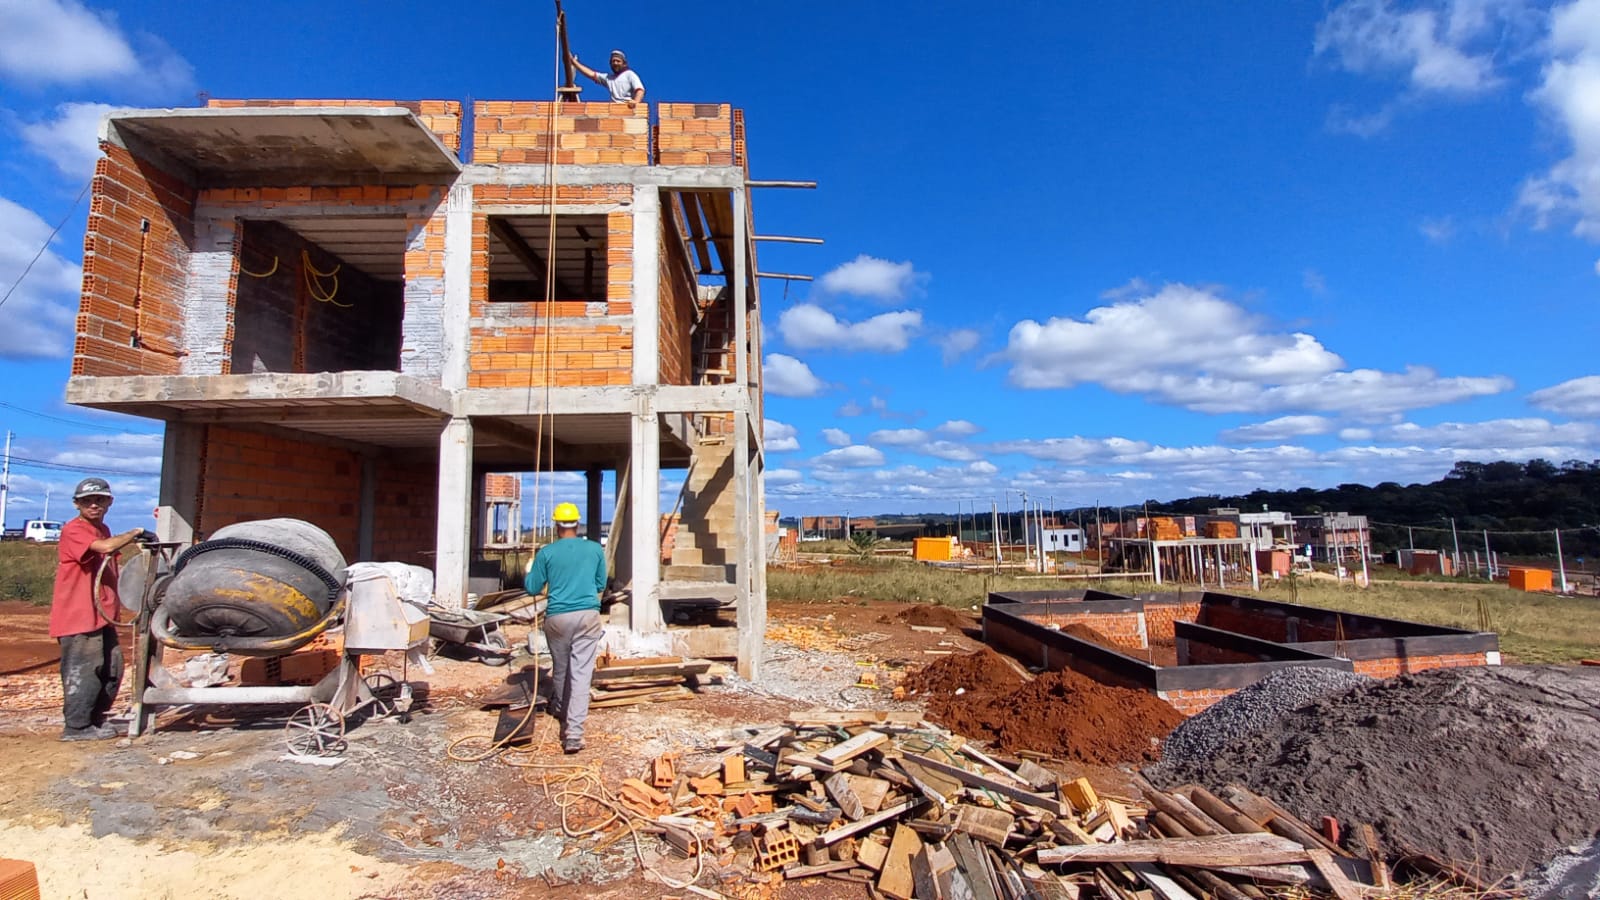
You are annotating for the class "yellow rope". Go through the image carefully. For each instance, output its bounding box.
[239,256,279,278]
[302,250,351,307]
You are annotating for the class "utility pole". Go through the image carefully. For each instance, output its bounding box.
[1450,517,1462,575]
[1483,530,1494,581]
[0,430,11,531]
[844,508,850,541]
[42,485,51,522]
[1556,528,1570,593]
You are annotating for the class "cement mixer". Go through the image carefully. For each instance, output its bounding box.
[123,519,428,755]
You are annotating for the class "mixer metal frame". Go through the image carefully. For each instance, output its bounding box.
[124,543,421,755]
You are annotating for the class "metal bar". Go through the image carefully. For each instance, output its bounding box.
[752,235,824,244]
[755,272,813,281]
[745,180,817,189]
[143,686,321,705]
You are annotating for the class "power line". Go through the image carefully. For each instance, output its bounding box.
[0,400,135,433]
[6,454,159,478]
[0,179,94,313]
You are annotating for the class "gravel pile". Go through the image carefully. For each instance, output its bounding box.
[1152,666,1370,771]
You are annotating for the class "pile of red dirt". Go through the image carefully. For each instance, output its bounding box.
[895,604,978,630]
[1060,622,1113,644]
[910,649,1185,765]
[902,646,1026,695]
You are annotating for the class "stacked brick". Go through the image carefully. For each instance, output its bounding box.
[472,101,648,165]
[657,212,697,385]
[483,473,522,502]
[75,144,193,376]
[206,99,464,154]
[654,103,735,166]
[371,458,438,563]
[197,425,362,555]
[1033,611,1147,651]
[468,184,636,388]
[1350,652,1489,678]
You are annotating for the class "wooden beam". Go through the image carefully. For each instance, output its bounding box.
[1036,834,1312,868]
[752,234,824,244]
[745,180,817,188]
[901,752,1063,815]
[756,272,813,281]
[677,191,715,275]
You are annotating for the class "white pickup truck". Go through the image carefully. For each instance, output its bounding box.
[1,519,63,542]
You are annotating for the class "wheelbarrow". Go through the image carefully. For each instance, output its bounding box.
[427,605,513,666]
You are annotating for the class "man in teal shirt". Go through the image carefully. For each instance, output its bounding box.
[525,502,607,753]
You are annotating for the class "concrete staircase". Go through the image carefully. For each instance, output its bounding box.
[664,437,738,608]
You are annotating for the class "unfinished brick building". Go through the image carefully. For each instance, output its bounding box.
[64,99,774,676]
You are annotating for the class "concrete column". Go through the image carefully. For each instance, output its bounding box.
[413,182,472,386]
[434,417,474,609]
[631,185,661,386]
[629,408,662,632]
[156,422,203,544]
[586,465,603,542]
[737,413,766,681]
[732,188,748,388]
[611,461,633,591]
[357,456,376,560]
[181,213,238,376]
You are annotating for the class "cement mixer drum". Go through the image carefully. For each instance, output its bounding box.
[162,519,348,639]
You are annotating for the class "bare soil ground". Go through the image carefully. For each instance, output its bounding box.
[0,597,1132,899]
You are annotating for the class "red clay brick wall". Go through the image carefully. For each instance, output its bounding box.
[1181,640,1268,665]
[658,211,696,385]
[1026,611,1147,651]
[206,99,463,154]
[1352,652,1489,678]
[483,473,521,502]
[472,102,648,165]
[196,425,361,558]
[1200,603,1290,642]
[660,513,679,565]
[1158,688,1237,716]
[230,220,401,374]
[468,184,636,388]
[74,143,193,376]
[1144,601,1201,643]
[654,104,734,166]
[371,458,437,564]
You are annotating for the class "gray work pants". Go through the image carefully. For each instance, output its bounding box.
[543,609,602,742]
[59,626,123,730]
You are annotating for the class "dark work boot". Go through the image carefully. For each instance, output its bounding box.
[60,724,117,742]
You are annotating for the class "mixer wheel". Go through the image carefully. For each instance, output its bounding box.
[284,702,346,757]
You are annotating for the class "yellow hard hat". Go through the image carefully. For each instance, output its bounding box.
[552,502,581,525]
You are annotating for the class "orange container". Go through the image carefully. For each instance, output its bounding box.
[1507,567,1553,592]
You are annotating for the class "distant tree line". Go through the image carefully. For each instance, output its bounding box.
[1143,459,1600,559]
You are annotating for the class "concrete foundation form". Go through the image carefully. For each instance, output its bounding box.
[983,589,1499,714]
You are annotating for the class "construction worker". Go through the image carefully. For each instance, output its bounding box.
[525,501,607,754]
[50,478,148,741]
[569,49,645,105]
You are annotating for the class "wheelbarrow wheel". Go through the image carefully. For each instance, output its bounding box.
[285,702,347,757]
[363,672,402,719]
[481,630,510,666]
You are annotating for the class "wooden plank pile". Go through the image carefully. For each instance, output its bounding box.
[590,655,717,708]
[623,711,1500,899]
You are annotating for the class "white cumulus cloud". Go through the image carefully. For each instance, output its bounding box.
[934,419,982,438]
[816,254,923,301]
[1530,374,1600,417]
[767,468,803,486]
[763,419,800,452]
[936,328,980,364]
[867,428,927,447]
[821,428,852,447]
[20,102,126,177]
[814,445,886,468]
[778,304,922,353]
[0,0,193,93]
[1314,0,1530,95]
[1221,416,1334,443]
[996,283,1509,415]
[762,354,827,398]
[0,195,82,360]
[1518,0,1600,240]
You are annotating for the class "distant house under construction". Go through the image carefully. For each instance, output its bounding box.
[63,98,793,676]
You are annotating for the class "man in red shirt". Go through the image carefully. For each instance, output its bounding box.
[51,478,148,741]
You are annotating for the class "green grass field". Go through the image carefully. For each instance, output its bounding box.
[0,541,57,605]
[767,557,1600,664]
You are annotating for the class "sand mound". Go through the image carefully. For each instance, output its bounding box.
[1151,665,1600,880]
[908,649,1184,765]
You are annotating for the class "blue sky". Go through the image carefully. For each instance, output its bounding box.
[2,0,1599,530]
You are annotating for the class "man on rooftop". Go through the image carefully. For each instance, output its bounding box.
[570,49,645,106]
